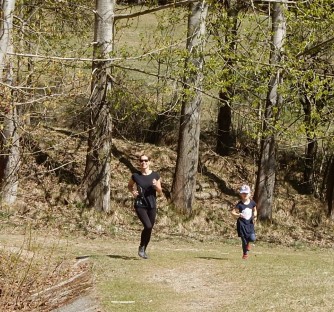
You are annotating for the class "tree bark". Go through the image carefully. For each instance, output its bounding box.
[216,100,233,156]
[301,95,317,194]
[0,0,20,205]
[254,2,286,221]
[171,0,208,213]
[216,1,245,156]
[326,156,334,219]
[84,0,115,212]
[145,112,178,145]
[299,75,328,195]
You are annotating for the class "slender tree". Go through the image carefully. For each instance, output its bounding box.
[171,0,208,213]
[84,0,115,212]
[216,0,247,156]
[254,1,286,220]
[296,3,334,195]
[300,79,324,195]
[326,156,334,219]
[0,0,20,205]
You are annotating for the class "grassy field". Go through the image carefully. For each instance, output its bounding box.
[91,238,334,312]
[1,232,333,312]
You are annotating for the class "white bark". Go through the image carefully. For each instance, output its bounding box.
[172,1,208,212]
[0,110,20,205]
[255,2,286,220]
[0,0,16,80]
[84,0,115,212]
[0,0,19,205]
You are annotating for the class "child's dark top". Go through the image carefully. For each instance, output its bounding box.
[236,200,256,239]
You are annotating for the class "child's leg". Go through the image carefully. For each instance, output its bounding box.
[242,234,256,256]
[249,233,256,243]
[246,234,256,252]
[241,236,248,255]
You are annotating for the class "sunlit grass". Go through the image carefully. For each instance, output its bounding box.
[1,231,333,312]
[82,237,334,312]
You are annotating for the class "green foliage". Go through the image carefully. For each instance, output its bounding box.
[3,0,334,214]
[108,68,167,141]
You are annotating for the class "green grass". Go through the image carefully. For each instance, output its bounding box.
[97,240,334,312]
[56,235,334,311]
[1,232,333,311]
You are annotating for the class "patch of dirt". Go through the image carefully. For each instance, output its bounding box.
[52,294,101,312]
[150,256,237,311]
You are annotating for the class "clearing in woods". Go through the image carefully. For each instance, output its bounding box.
[1,233,334,312]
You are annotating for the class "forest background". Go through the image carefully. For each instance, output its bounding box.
[1,0,334,239]
[0,0,334,309]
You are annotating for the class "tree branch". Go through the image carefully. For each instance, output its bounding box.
[6,38,185,63]
[113,0,198,20]
[297,37,334,58]
[253,0,296,3]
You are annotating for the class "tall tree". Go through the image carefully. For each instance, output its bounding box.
[292,0,334,195]
[0,0,20,205]
[171,0,208,213]
[216,0,246,156]
[254,2,286,220]
[84,0,115,212]
[326,156,334,219]
[299,76,326,194]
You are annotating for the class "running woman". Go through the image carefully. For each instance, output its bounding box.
[128,154,162,259]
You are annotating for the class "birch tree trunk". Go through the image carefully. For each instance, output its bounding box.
[254,2,286,220]
[84,0,114,212]
[0,0,20,205]
[171,1,208,213]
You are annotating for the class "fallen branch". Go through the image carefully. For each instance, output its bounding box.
[30,259,93,310]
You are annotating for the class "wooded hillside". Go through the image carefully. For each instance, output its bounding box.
[0,0,333,236]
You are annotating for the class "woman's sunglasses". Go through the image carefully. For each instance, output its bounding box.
[140,159,149,163]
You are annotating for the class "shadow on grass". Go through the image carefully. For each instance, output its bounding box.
[76,255,139,261]
[195,256,228,261]
[107,254,140,260]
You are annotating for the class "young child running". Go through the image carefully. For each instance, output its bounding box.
[231,185,257,259]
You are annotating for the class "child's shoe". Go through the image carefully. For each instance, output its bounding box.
[242,254,248,259]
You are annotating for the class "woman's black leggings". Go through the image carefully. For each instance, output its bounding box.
[135,207,156,248]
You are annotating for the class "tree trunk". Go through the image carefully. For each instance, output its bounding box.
[254,2,286,221]
[217,100,233,156]
[17,1,35,126]
[84,0,115,212]
[300,87,322,195]
[171,1,208,213]
[0,1,15,76]
[145,112,177,145]
[0,0,20,205]
[216,3,243,156]
[304,137,317,193]
[326,156,334,219]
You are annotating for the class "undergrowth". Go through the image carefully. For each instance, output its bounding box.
[0,230,83,311]
[1,128,333,249]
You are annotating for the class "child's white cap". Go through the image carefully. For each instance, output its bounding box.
[239,185,251,194]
